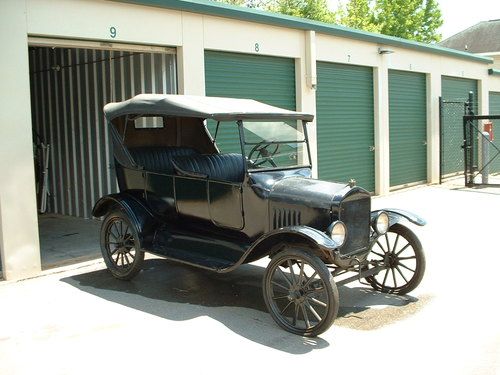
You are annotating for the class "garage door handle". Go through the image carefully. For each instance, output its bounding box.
[422,140,427,145]
[369,146,375,152]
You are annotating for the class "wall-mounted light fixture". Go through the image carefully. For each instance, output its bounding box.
[378,47,395,55]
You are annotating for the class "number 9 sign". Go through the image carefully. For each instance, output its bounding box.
[110,26,117,39]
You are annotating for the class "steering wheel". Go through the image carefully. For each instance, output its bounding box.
[248,140,280,167]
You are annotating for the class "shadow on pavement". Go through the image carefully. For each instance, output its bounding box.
[62,258,423,353]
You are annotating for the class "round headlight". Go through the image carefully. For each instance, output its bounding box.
[329,221,347,247]
[374,211,389,235]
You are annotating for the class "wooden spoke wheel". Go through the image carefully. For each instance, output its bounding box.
[100,211,144,280]
[366,224,425,295]
[263,248,339,337]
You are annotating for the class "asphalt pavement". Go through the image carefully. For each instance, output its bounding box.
[0,185,499,375]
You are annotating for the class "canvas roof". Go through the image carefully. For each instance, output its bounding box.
[103,94,314,122]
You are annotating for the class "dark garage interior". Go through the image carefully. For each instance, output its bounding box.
[28,44,177,269]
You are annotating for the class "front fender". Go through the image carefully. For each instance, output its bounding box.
[243,226,340,263]
[372,208,426,227]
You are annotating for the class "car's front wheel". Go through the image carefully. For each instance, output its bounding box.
[262,247,339,337]
[365,223,425,295]
[100,210,144,280]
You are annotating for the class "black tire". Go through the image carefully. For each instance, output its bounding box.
[366,223,425,295]
[100,210,144,280]
[263,247,339,337]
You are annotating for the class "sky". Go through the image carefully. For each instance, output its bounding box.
[327,0,500,40]
[437,0,500,39]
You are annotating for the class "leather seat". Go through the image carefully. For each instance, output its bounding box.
[128,146,198,173]
[172,153,245,183]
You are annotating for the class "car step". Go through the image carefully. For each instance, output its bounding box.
[335,265,386,286]
[148,245,237,272]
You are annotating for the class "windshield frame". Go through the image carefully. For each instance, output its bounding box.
[237,119,313,173]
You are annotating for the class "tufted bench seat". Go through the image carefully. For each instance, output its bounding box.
[128,146,198,173]
[172,153,245,183]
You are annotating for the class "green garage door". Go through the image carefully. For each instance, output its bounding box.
[489,91,500,173]
[205,51,296,153]
[441,76,478,175]
[316,62,375,191]
[389,70,427,187]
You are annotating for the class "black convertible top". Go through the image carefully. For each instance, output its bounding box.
[104,94,314,122]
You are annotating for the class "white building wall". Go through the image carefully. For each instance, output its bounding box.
[0,0,42,280]
[0,0,496,278]
[316,33,493,192]
[488,57,500,93]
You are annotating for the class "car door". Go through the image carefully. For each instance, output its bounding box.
[208,180,244,229]
[174,175,211,221]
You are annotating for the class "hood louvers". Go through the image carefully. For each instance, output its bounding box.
[273,208,302,229]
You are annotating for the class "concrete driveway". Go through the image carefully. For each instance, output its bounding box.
[0,185,499,375]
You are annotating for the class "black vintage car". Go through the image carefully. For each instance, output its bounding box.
[93,94,426,336]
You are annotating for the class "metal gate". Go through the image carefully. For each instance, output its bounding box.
[439,92,474,183]
[464,114,500,187]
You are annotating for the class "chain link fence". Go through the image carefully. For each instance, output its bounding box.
[439,94,474,183]
[464,114,500,186]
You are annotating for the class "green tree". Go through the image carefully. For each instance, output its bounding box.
[212,0,443,43]
[337,0,380,33]
[269,0,336,23]
[217,0,246,5]
[214,0,335,23]
[374,0,443,42]
[214,0,273,9]
[337,0,443,42]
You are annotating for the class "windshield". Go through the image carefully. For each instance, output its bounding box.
[242,120,310,170]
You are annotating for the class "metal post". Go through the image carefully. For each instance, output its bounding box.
[463,116,470,186]
[467,91,474,116]
[482,131,490,184]
[439,96,443,185]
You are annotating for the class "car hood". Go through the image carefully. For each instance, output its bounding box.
[249,169,371,253]
[249,169,361,210]
[269,176,352,210]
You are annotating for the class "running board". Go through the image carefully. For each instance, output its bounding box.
[335,265,386,286]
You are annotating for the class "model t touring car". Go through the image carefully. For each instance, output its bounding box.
[93,94,426,336]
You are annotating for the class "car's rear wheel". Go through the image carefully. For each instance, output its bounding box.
[100,210,144,280]
[365,224,425,295]
[263,247,339,337]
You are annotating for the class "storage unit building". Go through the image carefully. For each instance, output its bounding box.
[1,0,499,280]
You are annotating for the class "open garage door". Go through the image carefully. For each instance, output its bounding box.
[316,62,375,192]
[28,42,177,268]
[389,70,427,188]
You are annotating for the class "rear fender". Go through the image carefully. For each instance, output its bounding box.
[372,208,426,227]
[244,226,340,263]
[92,193,157,248]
